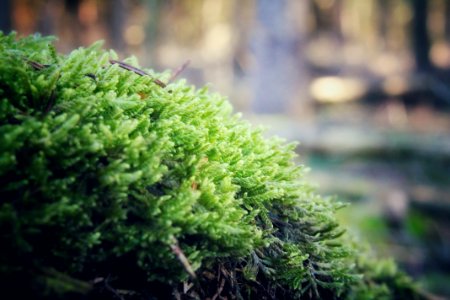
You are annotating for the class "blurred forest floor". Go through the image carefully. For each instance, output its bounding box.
[250,101,450,297]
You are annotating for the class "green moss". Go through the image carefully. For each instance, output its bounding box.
[0,32,423,299]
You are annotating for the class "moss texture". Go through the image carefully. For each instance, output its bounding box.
[0,33,423,299]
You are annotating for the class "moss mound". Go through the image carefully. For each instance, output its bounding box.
[0,33,423,299]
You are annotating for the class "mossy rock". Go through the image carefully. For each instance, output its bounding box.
[0,33,424,299]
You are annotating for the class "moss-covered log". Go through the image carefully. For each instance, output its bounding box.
[0,33,424,299]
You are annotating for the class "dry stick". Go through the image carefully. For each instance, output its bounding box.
[109,59,166,88]
[173,289,182,300]
[170,239,209,297]
[168,60,191,83]
[211,266,225,300]
[27,60,50,71]
[170,241,197,280]
[104,275,125,300]
[211,278,225,300]
[105,283,125,300]
[183,281,194,294]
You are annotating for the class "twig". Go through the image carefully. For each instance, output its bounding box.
[104,276,125,300]
[183,281,194,294]
[173,289,182,300]
[168,60,191,83]
[109,59,166,88]
[211,278,226,300]
[170,240,197,280]
[26,60,50,70]
[91,277,105,284]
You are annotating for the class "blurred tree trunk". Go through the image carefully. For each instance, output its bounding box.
[252,0,309,114]
[412,0,431,72]
[332,0,343,41]
[64,0,81,46]
[0,0,12,33]
[310,0,342,38]
[143,0,163,65]
[108,0,126,51]
[39,0,59,36]
[378,0,389,48]
[446,0,450,40]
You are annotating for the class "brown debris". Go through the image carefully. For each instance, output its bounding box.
[26,60,50,70]
[168,60,191,83]
[191,181,198,190]
[170,240,197,280]
[109,59,166,88]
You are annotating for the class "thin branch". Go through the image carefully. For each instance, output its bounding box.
[173,289,182,300]
[170,240,197,280]
[168,60,191,83]
[26,60,50,71]
[211,278,226,300]
[109,59,166,88]
[183,281,194,294]
[104,276,125,300]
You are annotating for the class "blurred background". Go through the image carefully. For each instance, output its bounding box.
[1,0,450,297]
